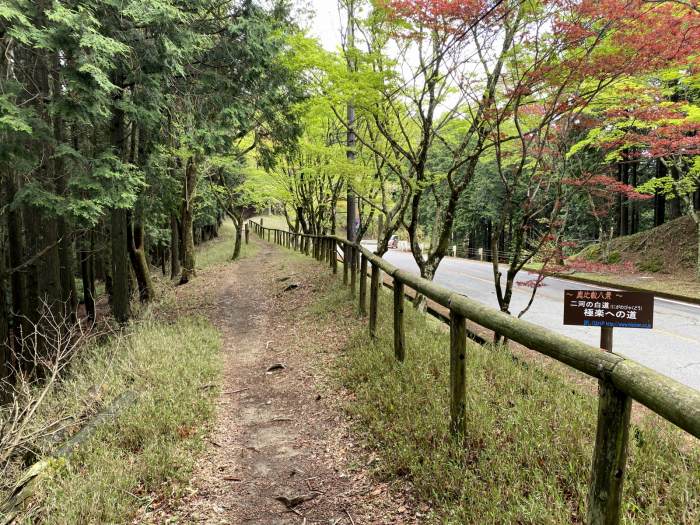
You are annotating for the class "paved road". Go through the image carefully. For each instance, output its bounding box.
[362,243,700,391]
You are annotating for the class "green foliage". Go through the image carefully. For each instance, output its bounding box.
[606,251,622,264]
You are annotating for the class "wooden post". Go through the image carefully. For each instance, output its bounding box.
[393,278,405,361]
[343,244,349,285]
[369,262,380,337]
[331,241,338,274]
[350,245,357,297]
[587,327,631,525]
[329,240,334,269]
[359,254,367,316]
[245,225,249,244]
[450,310,467,436]
[260,218,263,228]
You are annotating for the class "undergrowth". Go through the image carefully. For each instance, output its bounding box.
[0,223,241,522]
[196,220,258,269]
[306,269,700,524]
[21,317,221,524]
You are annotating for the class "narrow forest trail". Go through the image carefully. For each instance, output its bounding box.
[143,238,415,524]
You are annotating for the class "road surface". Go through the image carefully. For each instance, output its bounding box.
[362,243,700,392]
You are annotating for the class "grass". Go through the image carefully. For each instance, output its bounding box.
[303,269,700,524]
[195,219,258,269]
[22,316,221,524]
[250,214,289,231]
[522,261,700,302]
[0,222,247,522]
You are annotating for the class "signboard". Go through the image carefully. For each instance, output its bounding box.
[563,290,654,329]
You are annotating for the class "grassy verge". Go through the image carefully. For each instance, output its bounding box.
[1,223,243,522]
[250,214,289,231]
[523,262,700,303]
[196,220,259,270]
[305,269,700,523]
[23,316,221,523]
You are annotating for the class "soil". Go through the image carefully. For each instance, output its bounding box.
[141,239,417,524]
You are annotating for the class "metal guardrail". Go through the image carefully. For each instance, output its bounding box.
[246,220,699,525]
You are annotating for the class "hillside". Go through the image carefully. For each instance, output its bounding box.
[579,216,697,277]
[567,216,700,301]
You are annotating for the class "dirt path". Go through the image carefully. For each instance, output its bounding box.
[146,239,414,524]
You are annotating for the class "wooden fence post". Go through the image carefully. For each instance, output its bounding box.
[393,278,405,361]
[359,254,367,316]
[350,246,357,297]
[343,244,349,285]
[587,327,631,525]
[369,263,380,337]
[328,239,334,269]
[450,310,467,436]
[331,240,338,274]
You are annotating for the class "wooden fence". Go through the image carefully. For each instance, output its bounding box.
[247,220,700,525]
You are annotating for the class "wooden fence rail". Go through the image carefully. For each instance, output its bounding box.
[248,220,700,525]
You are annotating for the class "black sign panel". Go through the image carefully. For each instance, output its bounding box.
[563,290,654,329]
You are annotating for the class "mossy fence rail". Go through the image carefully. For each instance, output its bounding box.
[247,220,700,525]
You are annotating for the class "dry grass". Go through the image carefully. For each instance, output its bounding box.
[293,253,700,524]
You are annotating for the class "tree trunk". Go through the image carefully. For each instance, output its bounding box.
[126,209,154,303]
[668,165,682,220]
[630,161,639,234]
[161,247,168,276]
[231,214,243,260]
[0,207,12,403]
[5,174,26,356]
[170,214,181,279]
[108,87,131,322]
[110,208,131,323]
[696,220,700,282]
[620,161,629,236]
[654,159,667,227]
[80,231,96,321]
[179,157,198,284]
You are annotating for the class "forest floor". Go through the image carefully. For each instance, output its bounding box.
[143,237,415,524]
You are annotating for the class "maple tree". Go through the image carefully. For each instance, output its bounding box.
[381,0,700,315]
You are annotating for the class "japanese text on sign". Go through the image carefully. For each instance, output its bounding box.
[563,290,654,329]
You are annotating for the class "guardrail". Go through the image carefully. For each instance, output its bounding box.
[247,220,700,525]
